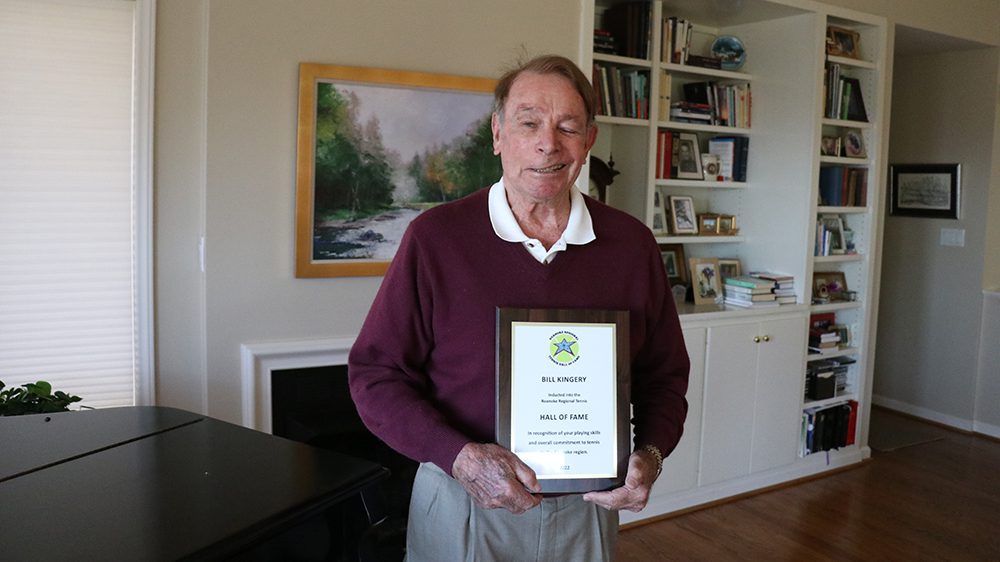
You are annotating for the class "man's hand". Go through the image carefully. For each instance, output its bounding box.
[452,442,542,514]
[582,449,658,512]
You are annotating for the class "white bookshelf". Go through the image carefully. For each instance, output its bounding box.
[583,0,888,526]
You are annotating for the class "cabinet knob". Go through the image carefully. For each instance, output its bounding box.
[753,336,761,343]
[762,335,771,342]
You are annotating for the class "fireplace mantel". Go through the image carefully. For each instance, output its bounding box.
[240,337,354,432]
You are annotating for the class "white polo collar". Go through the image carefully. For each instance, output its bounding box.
[488,179,596,263]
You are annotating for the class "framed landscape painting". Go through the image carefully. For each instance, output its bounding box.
[295,63,498,277]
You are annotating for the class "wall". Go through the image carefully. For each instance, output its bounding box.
[155,0,580,422]
[874,47,1000,428]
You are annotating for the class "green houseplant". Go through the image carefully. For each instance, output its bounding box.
[0,380,82,416]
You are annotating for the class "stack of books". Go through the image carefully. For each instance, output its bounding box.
[808,312,848,355]
[669,101,713,123]
[723,275,778,308]
[593,29,617,54]
[750,271,797,304]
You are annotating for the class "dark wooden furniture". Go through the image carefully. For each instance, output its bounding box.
[0,406,388,560]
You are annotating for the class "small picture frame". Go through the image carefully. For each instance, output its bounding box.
[820,136,841,156]
[675,133,703,180]
[659,243,688,285]
[826,26,861,59]
[889,163,961,219]
[842,129,866,158]
[812,271,849,302]
[689,257,722,305]
[718,258,742,282]
[701,153,721,180]
[717,214,738,235]
[651,190,668,233]
[698,213,719,235]
[668,195,698,234]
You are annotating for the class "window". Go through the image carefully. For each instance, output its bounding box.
[0,0,154,408]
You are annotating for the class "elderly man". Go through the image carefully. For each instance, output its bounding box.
[348,54,689,561]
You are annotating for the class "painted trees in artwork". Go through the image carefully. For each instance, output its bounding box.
[312,83,500,222]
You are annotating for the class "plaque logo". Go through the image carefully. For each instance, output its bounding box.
[548,331,580,366]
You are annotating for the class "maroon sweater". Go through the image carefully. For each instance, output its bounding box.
[348,187,690,475]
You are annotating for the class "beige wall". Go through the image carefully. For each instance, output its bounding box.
[154,0,1000,423]
[875,48,1000,425]
[155,0,580,422]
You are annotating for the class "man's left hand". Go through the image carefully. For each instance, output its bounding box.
[581,449,658,512]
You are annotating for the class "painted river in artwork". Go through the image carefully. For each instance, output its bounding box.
[313,207,422,261]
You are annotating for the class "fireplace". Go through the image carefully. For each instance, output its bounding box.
[241,338,413,561]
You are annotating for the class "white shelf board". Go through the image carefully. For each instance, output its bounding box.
[660,62,752,81]
[658,179,747,189]
[817,206,867,214]
[593,52,653,68]
[821,118,872,129]
[810,301,863,313]
[813,253,864,263]
[804,393,858,410]
[827,55,876,70]
[657,121,751,135]
[806,346,860,362]
[596,114,650,127]
[655,235,745,244]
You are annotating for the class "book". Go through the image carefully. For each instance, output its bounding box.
[708,137,737,180]
[724,284,774,295]
[725,298,780,308]
[725,275,775,289]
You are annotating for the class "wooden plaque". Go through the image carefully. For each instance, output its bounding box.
[496,307,630,493]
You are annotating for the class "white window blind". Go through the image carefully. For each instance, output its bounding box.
[0,0,140,409]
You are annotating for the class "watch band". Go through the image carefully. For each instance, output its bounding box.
[640,443,663,477]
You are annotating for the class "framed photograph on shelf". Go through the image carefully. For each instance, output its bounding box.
[701,153,721,180]
[717,214,738,235]
[812,271,849,302]
[718,258,742,282]
[668,195,698,234]
[826,26,861,58]
[651,190,668,233]
[889,163,961,219]
[659,243,688,285]
[689,257,721,305]
[820,136,841,156]
[295,63,497,278]
[842,129,866,158]
[698,213,719,235]
[675,133,703,179]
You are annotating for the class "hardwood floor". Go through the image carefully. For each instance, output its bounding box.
[617,409,1000,561]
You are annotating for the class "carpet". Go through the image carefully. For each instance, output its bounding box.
[868,407,950,452]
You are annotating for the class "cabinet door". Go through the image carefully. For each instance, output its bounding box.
[750,315,808,473]
[655,327,705,496]
[699,321,759,486]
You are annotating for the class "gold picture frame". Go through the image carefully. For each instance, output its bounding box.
[295,63,497,277]
[689,257,721,305]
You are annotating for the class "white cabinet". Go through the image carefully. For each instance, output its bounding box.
[699,313,807,486]
[653,326,705,496]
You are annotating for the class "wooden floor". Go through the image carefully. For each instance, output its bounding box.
[617,408,1000,561]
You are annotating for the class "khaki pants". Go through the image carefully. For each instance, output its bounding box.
[406,463,618,562]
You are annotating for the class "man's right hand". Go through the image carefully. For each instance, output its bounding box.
[452,442,542,514]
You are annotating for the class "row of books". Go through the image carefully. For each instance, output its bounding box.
[819,166,868,206]
[661,16,695,65]
[801,400,858,456]
[593,29,617,55]
[805,357,855,401]
[723,272,796,308]
[824,64,868,121]
[592,64,650,119]
[708,136,749,182]
[679,81,752,129]
[815,214,857,257]
[600,2,652,60]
